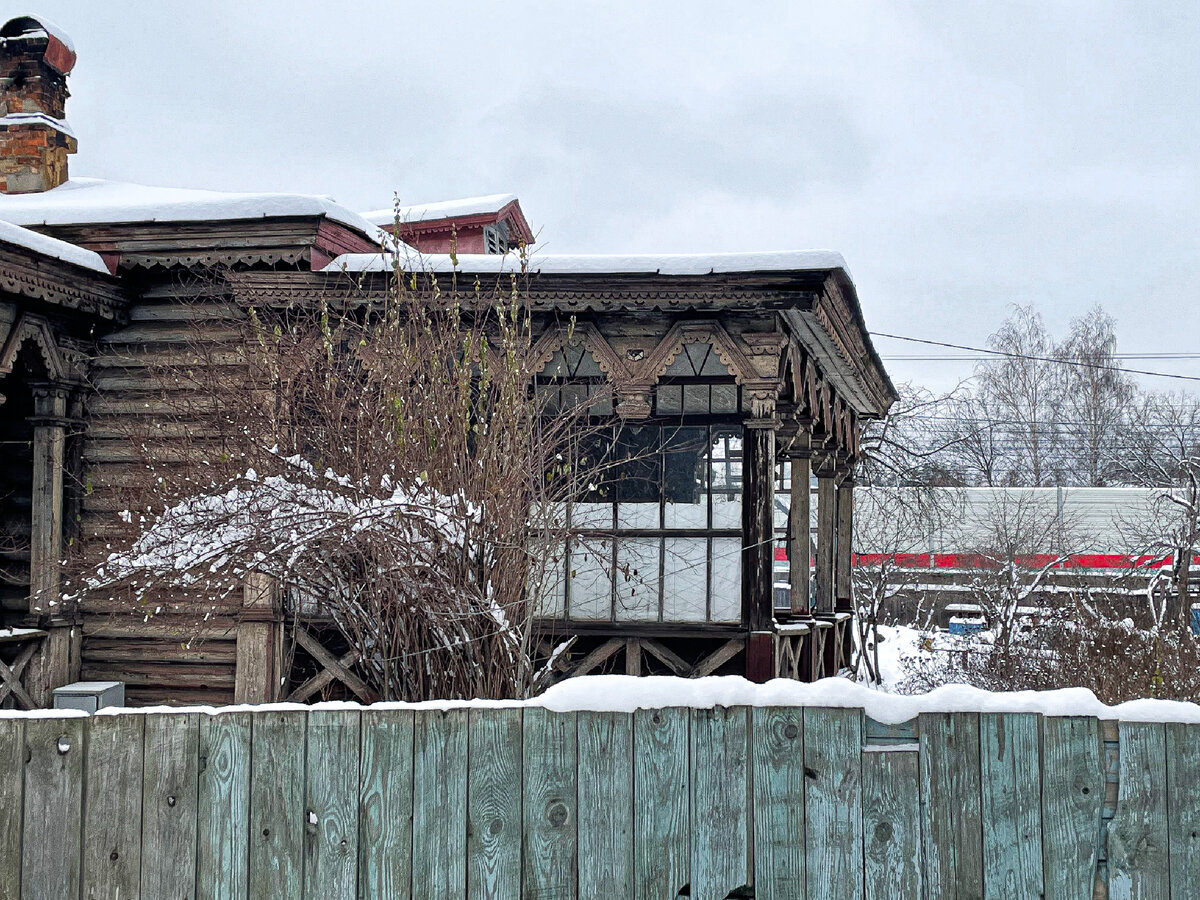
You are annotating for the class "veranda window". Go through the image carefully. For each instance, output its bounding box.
[535,343,745,624]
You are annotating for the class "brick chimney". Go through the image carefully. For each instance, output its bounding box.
[0,16,77,194]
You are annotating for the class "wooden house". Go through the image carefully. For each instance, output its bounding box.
[0,16,895,706]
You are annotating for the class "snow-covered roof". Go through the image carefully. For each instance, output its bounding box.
[324,249,850,278]
[0,218,109,273]
[0,177,394,245]
[360,193,519,227]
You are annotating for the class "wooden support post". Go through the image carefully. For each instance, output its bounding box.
[234,572,283,704]
[741,420,776,679]
[788,450,812,616]
[742,421,777,631]
[24,383,72,706]
[835,470,854,613]
[814,457,836,616]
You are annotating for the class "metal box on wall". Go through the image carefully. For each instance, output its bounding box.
[52,681,125,713]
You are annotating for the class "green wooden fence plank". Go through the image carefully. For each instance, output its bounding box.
[1041,717,1104,900]
[752,706,805,900]
[862,745,921,900]
[413,709,468,900]
[249,710,307,898]
[862,746,921,900]
[197,712,252,900]
[83,714,145,900]
[1167,722,1200,900]
[803,707,863,900]
[1108,721,1169,900]
[633,707,689,900]
[21,716,85,900]
[303,710,360,900]
[522,708,577,900]
[359,709,414,900]
[691,706,750,900]
[468,708,522,900]
[980,713,1043,900]
[577,711,633,900]
[140,712,200,898]
[0,719,23,899]
[920,711,983,900]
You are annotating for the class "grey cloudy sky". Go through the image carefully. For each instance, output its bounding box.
[28,1,1200,390]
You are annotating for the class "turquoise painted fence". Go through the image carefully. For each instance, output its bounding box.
[0,704,1196,899]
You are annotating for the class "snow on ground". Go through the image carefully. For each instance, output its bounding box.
[0,218,109,272]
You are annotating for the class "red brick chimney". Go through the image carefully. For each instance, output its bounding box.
[0,16,77,194]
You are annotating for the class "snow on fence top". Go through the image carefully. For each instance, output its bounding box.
[323,248,851,278]
[360,193,520,226]
[6,675,1200,724]
[0,177,396,246]
[0,217,109,272]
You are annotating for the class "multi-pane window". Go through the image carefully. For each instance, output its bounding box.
[535,342,745,624]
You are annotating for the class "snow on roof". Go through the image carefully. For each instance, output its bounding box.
[360,193,519,227]
[0,177,396,246]
[323,249,850,278]
[0,218,109,273]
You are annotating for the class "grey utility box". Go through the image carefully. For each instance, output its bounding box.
[52,681,125,713]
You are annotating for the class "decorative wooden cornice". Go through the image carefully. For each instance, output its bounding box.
[0,246,126,320]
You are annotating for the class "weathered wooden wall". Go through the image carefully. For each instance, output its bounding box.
[0,703,1193,899]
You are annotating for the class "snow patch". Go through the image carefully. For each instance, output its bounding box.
[361,193,519,226]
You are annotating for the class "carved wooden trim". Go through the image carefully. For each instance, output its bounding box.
[0,313,68,380]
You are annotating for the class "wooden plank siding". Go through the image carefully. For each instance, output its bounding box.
[0,705,1194,897]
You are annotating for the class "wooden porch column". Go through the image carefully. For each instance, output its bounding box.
[787,446,812,616]
[742,419,776,682]
[813,455,837,616]
[24,382,74,706]
[835,468,855,612]
[234,572,284,703]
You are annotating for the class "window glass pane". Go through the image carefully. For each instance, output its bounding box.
[587,383,613,417]
[682,384,709,413]
[663,426,708,529]
[564,345,585,374]
[711,383,738,413]
[656,384,682,414]
[530,539,565,618]
[710,428,743,529]
[568,537,612,620]
[662,538,707,622]
[617,502,659,530]
[535,381,560,414]
[699,348,731,377]
[709,537,742,622]
[614,425,660,503]
[664,352,697,376]
[615,538,660,621]
[574,348,604,377]
[773,493,789,531]
[560,382,588,413]
[543,350,569,378]
[572,502,614,529]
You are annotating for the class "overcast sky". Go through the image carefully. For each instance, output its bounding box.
[28,1,1200,391]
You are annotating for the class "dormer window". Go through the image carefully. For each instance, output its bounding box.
[483,222,510,254]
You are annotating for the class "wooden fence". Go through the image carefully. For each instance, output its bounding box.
[0,704,1196,899]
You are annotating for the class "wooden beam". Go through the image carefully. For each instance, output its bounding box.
[692,638,745,678]
[789,449,812,615]
[234,573,282,704]
[814,460,837,615]
[286,647,362,703]
[0,641,39,710]
[835,475,854,612]
[640,638,691,676]
[568,638,624,677]
[291,627,374,703]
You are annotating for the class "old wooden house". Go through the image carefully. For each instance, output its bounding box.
[0,16,895,707]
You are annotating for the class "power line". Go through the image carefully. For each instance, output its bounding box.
[870,332,1200,384]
